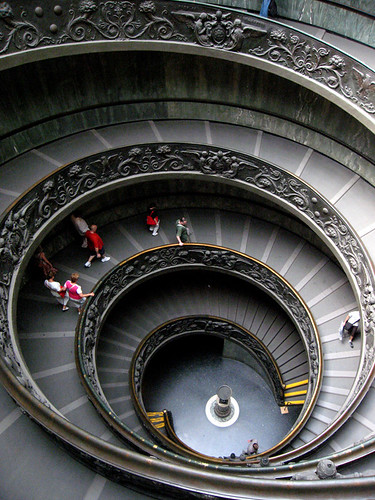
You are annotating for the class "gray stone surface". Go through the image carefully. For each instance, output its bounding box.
[301,151,358,202]
[37,130,108,165]
[2,11,375,493]
[97,121,161,149]
[336,177,375,232]
[153,120,207,144]
[277,2,375,47]
[259,133,308,172]
[0,150,58,193]
[210,122,258,155]
[1,49,375,172]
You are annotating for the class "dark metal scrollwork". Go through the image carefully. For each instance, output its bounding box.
[182,148,247,178]
[66,0,187,42]
[249,31,346,88]
[249,29,375,114]
[0,2,53,54]
[76,245,320,456]
[0,1,375,117]
[171,8,266,51]
[0,142,373,459]
[131,316,286,406]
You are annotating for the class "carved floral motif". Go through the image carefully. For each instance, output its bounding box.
[183,148,250,178]
[353,68,375,100]
[0,2,53,54]
[245,166,312,214]
[78,245,320,419]
[249,30,375,114]
[0,2,374,115]
[65,0,187,42]
[0,142,374,443]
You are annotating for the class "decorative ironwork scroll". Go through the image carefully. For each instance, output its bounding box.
[76,247,319,459]
[0,142,374,470]
[131,315,286,408]
[131,316,286,406]
[0,1,375,117]
[248,29,375,114]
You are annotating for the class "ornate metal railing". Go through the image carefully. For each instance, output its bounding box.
[198,0,375,49]
[0,0,375,130]
[131,316,286,407]
[129,315,305,458]
[0,142,375,487]
[76,254,318,461]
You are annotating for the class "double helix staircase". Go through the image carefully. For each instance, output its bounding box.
[1,1,375,498]
[1,121,374,498]
[0,122,373,497]
[16,204,359,453]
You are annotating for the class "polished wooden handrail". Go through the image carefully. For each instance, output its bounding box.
[1,140,374,494]
[77,244,321,462]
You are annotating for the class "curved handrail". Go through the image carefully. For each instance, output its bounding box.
[131,315,286,407]
[77,259,318,462]
[0,0,374,133]
[129,315,301,460]
[162,408,261,462]
[0,142,374,489]
[0,143,372,432]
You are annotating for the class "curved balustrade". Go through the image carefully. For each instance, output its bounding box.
[0,142,374,484]
[132,315,303,457]
[201,0,375,47]
[77,252,319,462]
[0,1,375,496]
[0,0,374,135]
[132,316,286,407]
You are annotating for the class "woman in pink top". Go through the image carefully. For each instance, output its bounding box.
[63,272,94,313]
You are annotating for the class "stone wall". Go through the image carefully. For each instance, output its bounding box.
[1,51,374,183]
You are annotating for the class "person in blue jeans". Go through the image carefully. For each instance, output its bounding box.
[260,0,277,18]
[260,0,270,16]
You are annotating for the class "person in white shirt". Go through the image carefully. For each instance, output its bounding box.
[341,310,360,348]
[71,214,89,248]
[44,272,69,311]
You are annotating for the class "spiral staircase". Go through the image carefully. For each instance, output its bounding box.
[1,1,375,498]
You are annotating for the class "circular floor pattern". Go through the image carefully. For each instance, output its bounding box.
[141,336,300,457]
[205,394,240,428]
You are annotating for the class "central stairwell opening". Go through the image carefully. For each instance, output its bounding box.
[141,333,302,457]
[97,270,307,458]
